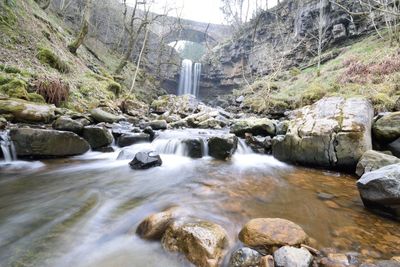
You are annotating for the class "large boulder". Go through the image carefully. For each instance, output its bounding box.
[129,151,162,170]
[231,117,276,137]
[273,246,313,267]
[162,220,228,267]
[82,125,113,149]
[356,150,400,177]
[90,108,125,123]
[0,98,55,123]
[357,164,400,219]
[10,128,89,158]
[117,133,150,147]
[208,134,238,160]
[373,112,400,143]
[52,116,83,134]
[147,120,168,130]
[228,247,262,267]
[238,218,309,253]
[272,97,373,170]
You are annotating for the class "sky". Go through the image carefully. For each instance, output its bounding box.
[125,0,278,25]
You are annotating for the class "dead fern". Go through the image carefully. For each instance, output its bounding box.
[33,76,69,106]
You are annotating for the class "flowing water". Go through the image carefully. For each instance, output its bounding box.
[177,59,201,97]
[0,129,399,267]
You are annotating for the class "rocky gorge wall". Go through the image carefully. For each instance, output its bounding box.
[200,0,380,101]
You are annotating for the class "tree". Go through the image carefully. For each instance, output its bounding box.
[68,0,92,54]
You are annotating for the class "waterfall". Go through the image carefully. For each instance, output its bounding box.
[0,131,17,162]
[193,63,201,97]
[177,59,201,97]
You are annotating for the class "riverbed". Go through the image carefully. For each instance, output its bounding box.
[0,131,399,267]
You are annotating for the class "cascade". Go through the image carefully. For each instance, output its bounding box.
[177,59,201,97]
[0,131,17,162]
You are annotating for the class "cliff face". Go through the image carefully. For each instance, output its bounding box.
[200,0,379,100]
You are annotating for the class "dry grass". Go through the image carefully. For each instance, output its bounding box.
[34,76,69,106]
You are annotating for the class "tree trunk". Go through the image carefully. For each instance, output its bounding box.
[68,0,92,54]
[130,24,150,93]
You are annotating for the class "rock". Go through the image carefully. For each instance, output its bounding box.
[147,120,168,130]
[238,218,308,253]
[273,97,373,170]
[10,128,90,158]
[208,134,238,160]
[231,117,276,137]
[317,192,336,200]
[198,118,227,129]
[373,112,400,143]
[136,208,179,240]
[53,116,83,134]
[245,134,272,154]
[273,246,313,267]
[332,23,347,41]
[260,255,275,267]
[129,151,162,170]
[276,121,289,135]
[117,133,150,147]
[320,253,350,267]
[162,220,228,267]
[229,247,262,267]
[388,138,400,158]
[90,108,125,123]
[357,164,400,219]
[0,117,7,130]
[0,98,55,123]
[94,146,114,153]
[236,95,244,103]
[143,126,155,141]
[392,256,400,262]
[184,138,204,158]
[120,99,149,117]
[151,94,200,116]
[82,126,114,149]
[356,150,400,176]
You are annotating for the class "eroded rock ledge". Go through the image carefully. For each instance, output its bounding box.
[273,97,374,170]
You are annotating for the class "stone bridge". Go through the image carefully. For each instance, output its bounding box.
[151,16,232,46]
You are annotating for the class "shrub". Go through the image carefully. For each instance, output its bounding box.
[37,47,70,73]
[33,76,69,106]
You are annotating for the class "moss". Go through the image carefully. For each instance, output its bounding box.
[37,47,70,73]
[0,75,13,85]
[0,78,27,93]
[28,92,45,103]
[107,81,121,96]
[8,86,29,100]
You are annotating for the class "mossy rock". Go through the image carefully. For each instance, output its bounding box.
[106,81,121,96]
[37,47,70,73]
[0,78,30,100]
[28,93,46,103]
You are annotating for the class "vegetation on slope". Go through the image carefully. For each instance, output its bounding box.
[235,34,400,114]
[0,0,163,114]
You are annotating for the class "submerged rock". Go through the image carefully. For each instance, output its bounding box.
[373,112,400,143]
[10,128,89,157]
[272,97,373,170]
[0,98,55,123]
[357,164,400,219]
[273,246,313,267]
[231,117,276,137]
[117,133,150,147]
[53,116,83,134]
[129,151,162,170]
[162,220,228,267]
[90,108,125,123]
[208,134,238,160]
[228,247,262,267]
[136,208,180,240]
[239,218,308,253]
[82,125,113,149]
[356,150,400,176]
